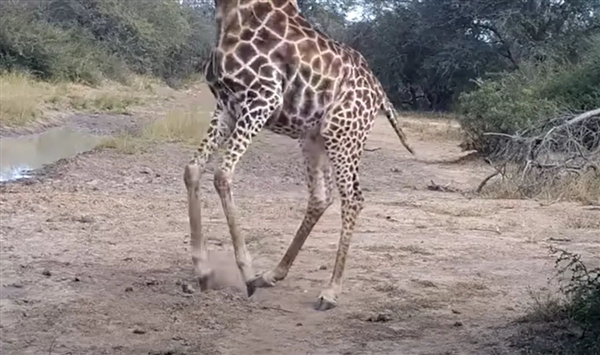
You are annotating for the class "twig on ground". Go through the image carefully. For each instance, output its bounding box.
[427,180,459,193]
[48,338,57,355]
[477,171,500,193]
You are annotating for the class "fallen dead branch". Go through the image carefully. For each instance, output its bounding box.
[477,108,600,201]
[365,147,382,152]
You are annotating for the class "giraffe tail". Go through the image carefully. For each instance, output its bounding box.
[381,99,415,155]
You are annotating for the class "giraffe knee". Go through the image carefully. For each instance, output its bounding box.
[351,179,364,212]
[341,190,364,214]
[184,162,202,190]
[354,195,364,213]
[350,194,364,214]
[310,193,334,214]
[213,169,232,193]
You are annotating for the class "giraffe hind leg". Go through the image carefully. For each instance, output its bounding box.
[247,133,334,289]
[316,156,364,311]
[316,111,373,311]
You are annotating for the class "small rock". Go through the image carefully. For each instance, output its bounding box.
[74,215,94,224]
[296,322,303,327]
[140,168,152,175]
[146,279,158,286]
[451,309,461,314]
[367,311,393,323]
[133,329,146,334]
[453,321,463,327]
[74,277,81,282]
[319,265,327,271]
[42,269,52,277]
[125,287,134,292]
[181,283,195,294]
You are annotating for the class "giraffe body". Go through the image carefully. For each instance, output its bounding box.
[184,0,414,311]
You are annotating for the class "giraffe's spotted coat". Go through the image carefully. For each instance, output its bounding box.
[184,0,414,311]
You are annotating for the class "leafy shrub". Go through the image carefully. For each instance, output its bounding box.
[540,41,600,111]
[0,5,107,84]
[549,248,599,353]
[557,254,600,334]
[457,38,600,154]
[0,0,215,85]
[513,248,600,354]
[457,66,561,153]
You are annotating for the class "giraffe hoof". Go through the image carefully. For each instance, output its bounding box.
[315,290,338,311]
[245,272,277,298]
[194,265,215,292]
[247,272,278,288]
[245,281,257,298]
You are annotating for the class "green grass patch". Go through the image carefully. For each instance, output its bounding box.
[0,71,169,129]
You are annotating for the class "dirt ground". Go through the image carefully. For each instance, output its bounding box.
[1,86,599,355]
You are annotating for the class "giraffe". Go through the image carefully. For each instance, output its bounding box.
[183,0,415,311]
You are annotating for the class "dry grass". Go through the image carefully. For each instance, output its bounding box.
[481,167,600,205]
[521,288,567,323]
[98,106,211,154]
[0,72,168,129]
[422,203,487,218]
[563,214,600,230]
[448,280,490,298]
[0,72,57,127]
[69,92,140,114]
[97,134,149,155]
[400,115,464,141]
[511,251,600,355]
[142,107,210,145]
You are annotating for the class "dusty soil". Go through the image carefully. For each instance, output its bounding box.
[1,86,599,355]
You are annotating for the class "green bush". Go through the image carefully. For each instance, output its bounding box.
[540,42,600,111]
[544,249,600,354]
[457,39,600,154]
[0,0,215,85]
[513,248,600,354]
[0,5,107,84]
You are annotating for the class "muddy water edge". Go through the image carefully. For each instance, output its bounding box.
[0,127,103,182]
[0,112,145,183]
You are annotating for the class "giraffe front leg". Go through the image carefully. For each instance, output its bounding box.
[248,134,334,289]
[183,107,231,290]
[213,91,282,297]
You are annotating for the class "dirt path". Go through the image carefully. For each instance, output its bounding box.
[1,87,598,355]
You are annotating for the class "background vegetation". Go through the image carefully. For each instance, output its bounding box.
[0,0,215,86]
[2,0,599,146]
[1,1,598,352]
